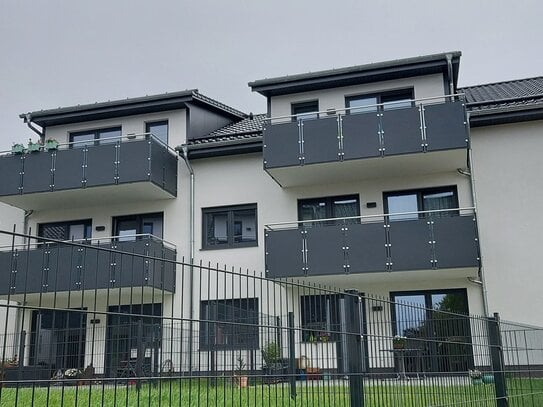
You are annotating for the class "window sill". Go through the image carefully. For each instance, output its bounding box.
[200,243,258,251]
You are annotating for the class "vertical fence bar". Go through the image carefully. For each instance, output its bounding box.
[489,312,509,407]
[288,311,296,400]
[345,289,364,407]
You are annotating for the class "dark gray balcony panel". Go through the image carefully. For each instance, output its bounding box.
[302,117,340,165]
[119,141,150,184]
[345,222,387,273]
[85,143,117,187]
[265,229,304,278]
[53,148,85,190]
[0,253,11,291]
[382,106,423,156]
[425,101,468,151]
[389,218,432,271]
[150,141,166,188]
[22,153,53,193]
[0,239,176,295]
[263,121,300,169]
[305,224,345,275]
[342,113,381,160]
[0,155,23,195]
[163,148,178,195]
[433,215,479,268]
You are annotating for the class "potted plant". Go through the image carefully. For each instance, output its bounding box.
[234,356,248,388]
[262,342,283,383]
[11,143,25,154]
[45,138,59,151]
[27,139,41,153]
[318,332,331,342]
[392,335,407,350]
[469,369,483,385]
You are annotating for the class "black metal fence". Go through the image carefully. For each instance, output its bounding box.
[0,229,541,406]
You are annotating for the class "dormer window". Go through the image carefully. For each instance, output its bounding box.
[291,100,319,122]
[346,89,414,114]
[70,126,122,148]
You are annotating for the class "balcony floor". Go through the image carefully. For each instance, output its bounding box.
[273,266,479,288]
[0,181,175,211]
[266,149,467,187]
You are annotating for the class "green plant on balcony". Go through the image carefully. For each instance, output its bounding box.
[26,139,41,153]
[234,356,248,388]
[45,138,59,151]
[392,335,407,350]
[11,143,25,154]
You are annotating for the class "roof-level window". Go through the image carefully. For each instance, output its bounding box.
[70,126,122,148]
[346,89,414,114]
[291,100,319,121]
[146,120,168,145]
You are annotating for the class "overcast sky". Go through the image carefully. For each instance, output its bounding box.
[1,0,542,150]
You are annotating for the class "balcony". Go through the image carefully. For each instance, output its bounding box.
[263,97,468,187]
[0,234,176,297]
[265,208,479,280]
[0,134,178,210]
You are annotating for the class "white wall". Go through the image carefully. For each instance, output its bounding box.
[270,74,445,119]
[470,120,543,326]
[44,109,187,148]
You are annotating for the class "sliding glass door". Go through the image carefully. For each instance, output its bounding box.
[392,289,473,374]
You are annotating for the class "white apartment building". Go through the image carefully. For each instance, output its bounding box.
[0,51,541,376]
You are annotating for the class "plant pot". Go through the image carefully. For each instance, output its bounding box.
[11,145,24,154]
[27,143,41,153]
[235,375,248,388]
[45,140,59,151]
[482,374,494,384]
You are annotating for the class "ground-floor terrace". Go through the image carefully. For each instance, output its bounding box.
[1,271,540,385]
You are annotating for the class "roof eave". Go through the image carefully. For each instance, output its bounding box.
[250,52,461,97]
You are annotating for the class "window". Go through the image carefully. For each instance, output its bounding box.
[70,126,122,148]
[298,194,360,226]
[300,295,340,342]
[113,213,163,241]
[346,89,414,114]
[291,100,319,122]
[384,186,458,221]
[202,204,257,249]
[391,289,472,373]
[200,298,259,350]
[146,120,168,145]
[38,219,92,241]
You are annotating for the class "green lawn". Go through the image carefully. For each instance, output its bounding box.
[0,378,541,406]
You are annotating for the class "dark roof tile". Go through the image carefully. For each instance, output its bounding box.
[460,77,543,112]
[189,114,265,145]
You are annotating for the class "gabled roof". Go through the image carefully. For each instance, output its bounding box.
[460,77,543,125]
[249,51,461,97]
[20,90,246,128]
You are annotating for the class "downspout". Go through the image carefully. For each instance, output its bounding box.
[23,114,45,141]
[23,210,33,243]
[445,54,455,97]
[458,111,490,318]
[176,144,195,371]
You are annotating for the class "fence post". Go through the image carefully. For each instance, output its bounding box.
[288,311,296,400]
[488,312,508,407]
[345,289,364,407]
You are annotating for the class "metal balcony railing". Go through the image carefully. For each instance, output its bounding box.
[0,233,176,295]
[263,95,469,169]
[0,133,178,198]
[265,207,480,277]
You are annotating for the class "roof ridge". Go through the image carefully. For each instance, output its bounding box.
[191,91,246,118]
